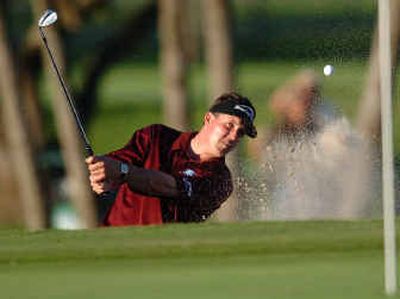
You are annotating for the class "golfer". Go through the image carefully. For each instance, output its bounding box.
[86,92,257,226]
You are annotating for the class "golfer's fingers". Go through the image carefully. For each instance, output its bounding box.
[85,155,103,165]
[85,156,94,165]
[91,181,113,194]
[86,156,122,182]
[86,155,108,167]
[87,160,107,174]
[89,176,105,192]
[89,171,106,184]
[91,183,105,194]
[86,157,105,176]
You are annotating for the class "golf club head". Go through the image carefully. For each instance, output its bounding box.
[38,9,58,27]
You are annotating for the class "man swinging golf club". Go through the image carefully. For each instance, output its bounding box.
[38,9,257,226]
[86,92,257,226]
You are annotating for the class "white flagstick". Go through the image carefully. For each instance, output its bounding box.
[379,0,397,295]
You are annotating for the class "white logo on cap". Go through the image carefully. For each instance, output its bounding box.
[234,104,255,121]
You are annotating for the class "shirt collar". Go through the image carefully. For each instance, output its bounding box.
[171,131,196,152]
[171,131,225,164]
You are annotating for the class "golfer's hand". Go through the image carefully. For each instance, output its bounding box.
[85,156,120,194]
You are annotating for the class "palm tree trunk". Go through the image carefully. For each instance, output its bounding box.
[158,0,190,130]
[0,8,46,230]
[0,116,24,226]
[202,0,234,97]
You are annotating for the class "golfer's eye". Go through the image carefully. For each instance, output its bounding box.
[225,123,234,130]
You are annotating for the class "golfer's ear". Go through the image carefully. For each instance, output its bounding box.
[204,112,213,124]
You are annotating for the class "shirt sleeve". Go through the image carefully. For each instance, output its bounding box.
[175,167,233,221]
[106,125,154,166]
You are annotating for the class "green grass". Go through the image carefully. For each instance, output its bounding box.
[0,220,399,299]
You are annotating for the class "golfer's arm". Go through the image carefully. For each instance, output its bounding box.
[125,165,180,198]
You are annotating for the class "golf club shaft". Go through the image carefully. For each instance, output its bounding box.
[39,28,93,157]
[39,27,116,208]
[39,24,116,209]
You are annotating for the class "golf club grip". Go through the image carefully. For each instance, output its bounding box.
[84,145,94,157]
[85,150,115,201]
[97,190,117,223]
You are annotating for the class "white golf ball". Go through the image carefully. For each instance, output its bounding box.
[323,64,334,76]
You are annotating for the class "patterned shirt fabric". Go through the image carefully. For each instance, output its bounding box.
[103,124,233,226]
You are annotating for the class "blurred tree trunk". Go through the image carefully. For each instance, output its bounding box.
[32,0,97,228]
[356,0,400,139]
[202,0,234,96]
[202,0,238,222]
[183,0,202,63]
[0,8,46,230]
[20,50,46,151]
[20,48,55,224]
[0,116,24,226]
[158,0,190,130]
[52,0,82,31]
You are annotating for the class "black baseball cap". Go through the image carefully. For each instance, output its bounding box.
[209,92,257,138]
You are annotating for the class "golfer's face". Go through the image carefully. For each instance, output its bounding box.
[206,113,245,157]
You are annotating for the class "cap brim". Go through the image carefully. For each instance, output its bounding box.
[244,119,257,138]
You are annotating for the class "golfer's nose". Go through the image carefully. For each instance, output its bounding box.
[228,128,241,142]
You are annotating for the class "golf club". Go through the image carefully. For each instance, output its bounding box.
[38,9,93,157]
[38,9,116,212]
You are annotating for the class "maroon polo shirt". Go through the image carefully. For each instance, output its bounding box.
[103,124,233,226]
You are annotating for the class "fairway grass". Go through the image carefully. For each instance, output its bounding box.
[1,220,399,299]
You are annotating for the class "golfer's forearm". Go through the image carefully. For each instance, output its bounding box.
[125,165,179,198]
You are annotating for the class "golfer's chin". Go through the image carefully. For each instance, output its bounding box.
[217,145,235,157]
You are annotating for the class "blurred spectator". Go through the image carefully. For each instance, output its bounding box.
[242,69,380,221]
[248,69,336,160]
[268,69,322,140]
